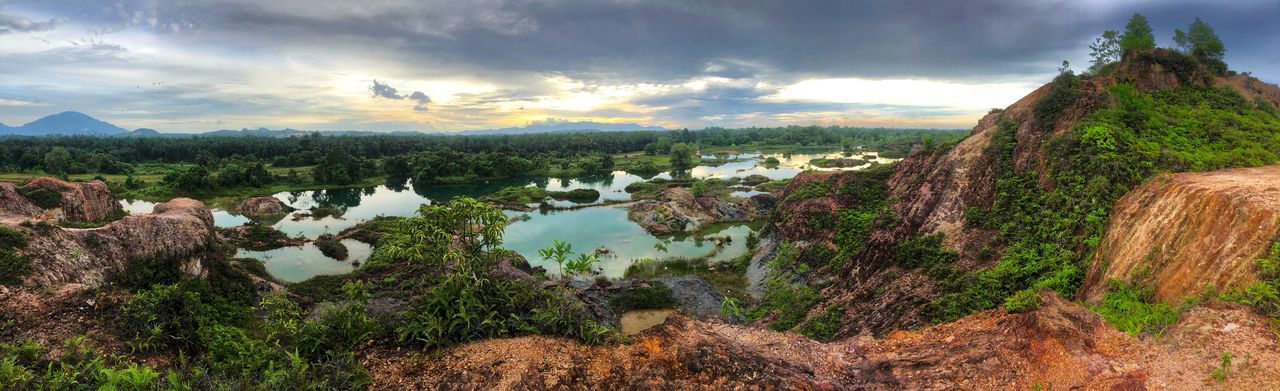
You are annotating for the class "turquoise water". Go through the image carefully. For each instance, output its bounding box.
[118,150,892,282]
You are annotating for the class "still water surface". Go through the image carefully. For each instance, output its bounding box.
[120,150,891,282]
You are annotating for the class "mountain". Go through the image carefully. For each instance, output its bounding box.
[127,128,163,137]
[0,111,129,136]
[457,121,665,135]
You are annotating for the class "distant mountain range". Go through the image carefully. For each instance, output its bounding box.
[0,112,666,138]
[0,111,130,136]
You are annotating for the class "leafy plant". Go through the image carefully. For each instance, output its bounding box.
[1211,352,1232,383]
[539,239,574,278]
[720,297,742,320]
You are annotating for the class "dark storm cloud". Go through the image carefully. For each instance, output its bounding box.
[6,0,1280,131]
[16,0,1278,82]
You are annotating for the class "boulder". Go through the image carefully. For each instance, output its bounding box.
[0,178,117,222]
[627,188,771,235]
[238,196,294,217]
[13,198,222,288]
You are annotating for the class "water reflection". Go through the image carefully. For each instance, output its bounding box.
[118,149,894,282]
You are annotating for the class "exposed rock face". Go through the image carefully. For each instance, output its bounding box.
[238,196,294,217]
[14,198,222,287]
[0,182,43,223]
[362,292,1280,389]
[627,188,772,235]
[0,178,116,222]
[655,276,725,320]
[1082,166,1280,304]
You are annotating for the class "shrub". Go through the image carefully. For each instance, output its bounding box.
[315,235,349,260]
[799,305,845,342]
[1003,289,1041,313]
[1033,71,1082,130]
[120,284,204,353]
[120,257,184,291]
[1091,280,1182,337]
[548,188,600,202]
[18,188,61,209]
[785,180,830,201]
[749,276,822,331]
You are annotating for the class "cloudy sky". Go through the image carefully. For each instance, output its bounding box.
[0,0,1276,133]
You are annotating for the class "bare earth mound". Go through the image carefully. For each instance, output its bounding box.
[1083,165,1280,304]
[361,292,1279,390]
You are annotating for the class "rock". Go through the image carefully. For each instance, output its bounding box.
[1082,165,1280,304]
[0,178,117,223]
[656,276,725,320]
[14,197,222,288]
[238,196,294,217]
[627,188,771,235]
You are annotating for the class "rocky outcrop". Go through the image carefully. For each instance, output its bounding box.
[628,188,773,235]
[362,292,1280,389]
[0,182,43,223]
[0,178,117,223]
[238,196,294,217]
[14,198,222,287]
[1082,166,1280,304]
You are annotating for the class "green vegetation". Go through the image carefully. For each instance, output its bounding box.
[1119,13,1156,52]
[17,187,61,209]
[1,126,965,200]
[0,226,31,286]
[798,305,845,342]
[749,276,823,331]
[1211,352,1233,383]
[624,254,752,301]
[1224,241,1280,322]
[1093,278,1198,338]
[315,234,349,260]
[610,285,677,312]
[926,36,1280,323]
[785,179,831,202]
[1033,69,1082,130]
[371,198,613,349]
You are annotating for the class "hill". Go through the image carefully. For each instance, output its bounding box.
[0,111,129,136]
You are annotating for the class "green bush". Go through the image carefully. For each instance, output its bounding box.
[1033,71,1082,130]
[548,188,601,202]
[1091,280,1182,337]
[785,180,830,201]
[120,257,184,291]
[120,284,205,353]
[749,276,822,331]
[18,188,61,209]
[315,235,349,260]
[1003,289,1042,313]
[0,226,31,286]
[799,305,845,342]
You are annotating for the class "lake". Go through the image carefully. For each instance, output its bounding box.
[119,150,892,282]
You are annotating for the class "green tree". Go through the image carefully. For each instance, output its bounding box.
[1119,13,1156,53]
[669,143,694,169]
[1088,30,1121,74]
[1175,18,1226,71]
[313,147,358,184]
[42,147,71,176]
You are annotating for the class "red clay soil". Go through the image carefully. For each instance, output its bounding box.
[361,292,1280,390]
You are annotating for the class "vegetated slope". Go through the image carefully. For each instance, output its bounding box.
[1082,166,1280,304]
[362,292,1280,390]
[749,48,1280,338]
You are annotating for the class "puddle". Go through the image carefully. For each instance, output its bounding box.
[620,309,676,335]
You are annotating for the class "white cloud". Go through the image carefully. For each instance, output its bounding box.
[767,78,1036,110]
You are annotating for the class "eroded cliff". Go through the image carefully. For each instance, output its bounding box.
[1082,166,1280,304]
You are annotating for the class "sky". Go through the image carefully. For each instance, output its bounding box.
[0,0,1276,133]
